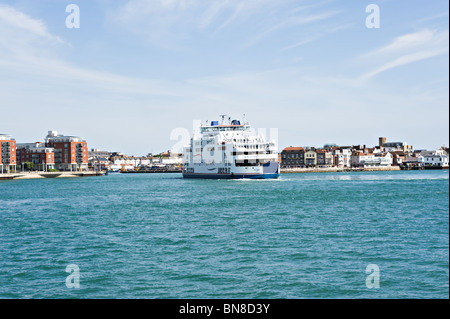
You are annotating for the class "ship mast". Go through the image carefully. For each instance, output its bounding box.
[219,114,227,125]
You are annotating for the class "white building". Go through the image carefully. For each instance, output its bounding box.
[363,153,393,167]
[88,148,110,159]
[420,149,446,157]
[150,152,183,166]
[351,152,375,167]
[112,157,151,170]
[350,151,394,168]
[333,148,352,167]
[161,156,182,165]
[419,153,449,168]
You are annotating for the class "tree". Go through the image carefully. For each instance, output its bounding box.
[23,162,34,171]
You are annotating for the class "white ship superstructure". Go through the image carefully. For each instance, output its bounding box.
[182,116,279,179]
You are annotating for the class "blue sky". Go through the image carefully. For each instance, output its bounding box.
[0,0,448,155]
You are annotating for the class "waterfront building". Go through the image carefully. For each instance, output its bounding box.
[281,147,305,168]
[332,148,351,167]
[112,157,137,170]
[316,149,325,166]
[89,157,109,171]
[363,152,393,167]
[402,156,421,168]
[316,149,333,167]
[159,151,183,165]
[111,156,154,170]
[419,149,446,157]
[389,151,407,166]
[0,134,17,173]
[16,142,55,171]
[88,148,111,171]
[350,151,375,167]
[88,148,110,159]
[305,149,317,167]
[418,152,449,168]
[44,131,88,171]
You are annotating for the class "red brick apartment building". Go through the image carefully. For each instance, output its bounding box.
[16,142,55,171]
[0,134,17,173]
[44,131,88,171]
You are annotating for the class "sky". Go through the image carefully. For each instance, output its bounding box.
[0,0,448,156]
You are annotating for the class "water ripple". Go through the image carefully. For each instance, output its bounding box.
[0,170,448,298]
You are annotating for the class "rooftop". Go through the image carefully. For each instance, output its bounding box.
[283,147,305,152]
[0,134,14,140]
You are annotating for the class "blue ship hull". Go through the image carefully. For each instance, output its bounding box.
[183,161,280,179]
[183,173,280,179]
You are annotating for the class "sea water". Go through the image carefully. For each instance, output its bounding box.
[0,170,448,298]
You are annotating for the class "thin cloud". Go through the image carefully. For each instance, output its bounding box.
[365,29,447,57]
[215,2,245,31]
[0,5,192,99]
[361,48,449,80]
[360,29,449,80]
[244,10,340,48]
[282,23,351,51]
[114,0,281,31]
[0,4,63,43]
[416,11,449,24]
[111,0,337,49]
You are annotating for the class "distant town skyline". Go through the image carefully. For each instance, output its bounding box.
[2,128,447,158]
[0,0,448,155]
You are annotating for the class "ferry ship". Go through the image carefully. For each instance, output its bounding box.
[182,116,279,179]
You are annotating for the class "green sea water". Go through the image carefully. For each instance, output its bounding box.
[0,170,448,298]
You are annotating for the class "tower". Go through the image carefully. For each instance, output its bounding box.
[379,137,386,148]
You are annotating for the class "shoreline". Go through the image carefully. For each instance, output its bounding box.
[280,166,402,174]
[0,171,104,180]
[2,166,447,180]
